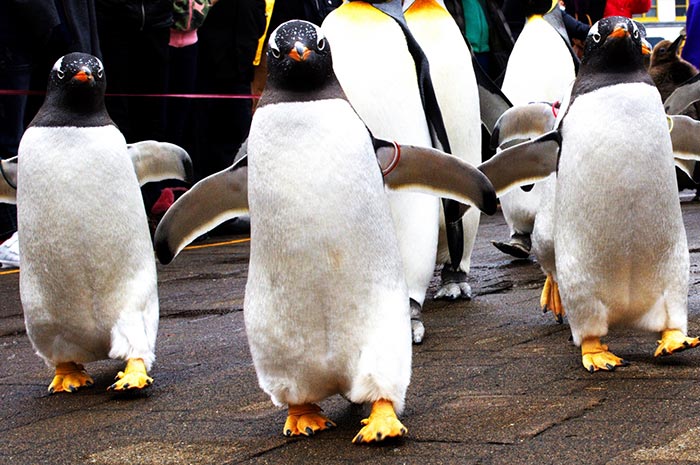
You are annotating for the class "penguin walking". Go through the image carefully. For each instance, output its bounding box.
[486,17,700,372]
[402,0,483,301]
[491,101,563,321]
[0,53,192,393]
[154,20,498,443]
[321,0,462,343]
[492,0,576,259]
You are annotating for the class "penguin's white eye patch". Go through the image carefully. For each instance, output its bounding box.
[268,28,281,58]
[95,57,105,78]
[592,32,601,43]
[317,37,327,51]
[57,69,65,80]
[633,28,639,39]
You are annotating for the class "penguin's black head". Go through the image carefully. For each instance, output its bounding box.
[582,17,649,71]
[267,20,333,91]
[47,53,106,111]
[29,52,112,128]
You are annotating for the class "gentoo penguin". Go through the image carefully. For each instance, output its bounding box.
[154,20,497,443]
[1,52,192,393]
[402,0,483,301]
[492,0,576,259]
[484,17,700,372]
[491,101,562,321]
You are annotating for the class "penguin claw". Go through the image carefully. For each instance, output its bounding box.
[411,319,425,345]
[410,300,425,344]
[48,362,94,394]
[283,404,335,438]
[108,358,153,391]
[434,267,472,301]
[581,338,628,373]
[540,275,565,324]
[352,399,406,444]
[654,330,700,357]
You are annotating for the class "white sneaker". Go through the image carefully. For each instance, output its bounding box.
[0,231,19,269]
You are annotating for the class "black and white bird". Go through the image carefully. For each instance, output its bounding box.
[0,52,192,393]
[484,17,700,372]
[154,20,499,443]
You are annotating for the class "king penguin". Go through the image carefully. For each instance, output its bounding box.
[153,20,497,443]
[493,0,577,259]
[0,53,192,393]
[321,0,461,343]
[649,34,698,105]
[483,17,700,372]
[402,0,483,302]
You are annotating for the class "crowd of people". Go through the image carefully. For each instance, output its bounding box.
[0,0,687,271]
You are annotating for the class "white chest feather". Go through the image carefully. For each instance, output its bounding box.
[17,126,158,366]
[244,99,411,406]
[322,10,432,145]
[502,18,576,105]
[247,99,401,281]
[405,1,481,164]
[555,83,689,339]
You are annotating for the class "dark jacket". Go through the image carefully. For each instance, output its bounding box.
[565,0,606,26]
[95,0,173,30]
[197,0,266,85]
[5,0,101,59]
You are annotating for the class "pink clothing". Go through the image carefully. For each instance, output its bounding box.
[169,28,198,48]
[603,0,651,18]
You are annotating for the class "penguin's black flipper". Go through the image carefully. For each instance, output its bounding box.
[478,131,561,196]
[0,157,17,204]
[490,102,558,150]
[664,73,700,115]
[154,156,249,264]
[669,114,700,182]
[471,50,512,136]
[128,140,194,186]
[374,139,497,216]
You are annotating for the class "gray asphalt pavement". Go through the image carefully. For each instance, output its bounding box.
[2,199,700,464]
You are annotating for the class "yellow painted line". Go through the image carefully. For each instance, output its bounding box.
[184,237,251,250]
[0,238,250,276]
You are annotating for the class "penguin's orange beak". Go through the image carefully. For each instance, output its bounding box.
[288,42,311,62]
[610,26,630,39]
[641,42,652,55]
[73,69,93,82]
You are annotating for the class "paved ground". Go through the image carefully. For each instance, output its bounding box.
[2,199,700,464]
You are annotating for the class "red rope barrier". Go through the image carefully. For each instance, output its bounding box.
[0,89,260,99]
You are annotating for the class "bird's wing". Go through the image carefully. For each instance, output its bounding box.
[0,157,17,204]
[128,140,193,186]
[374,139,497,216]
[154,156,249,264]
[479,131,561,196]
